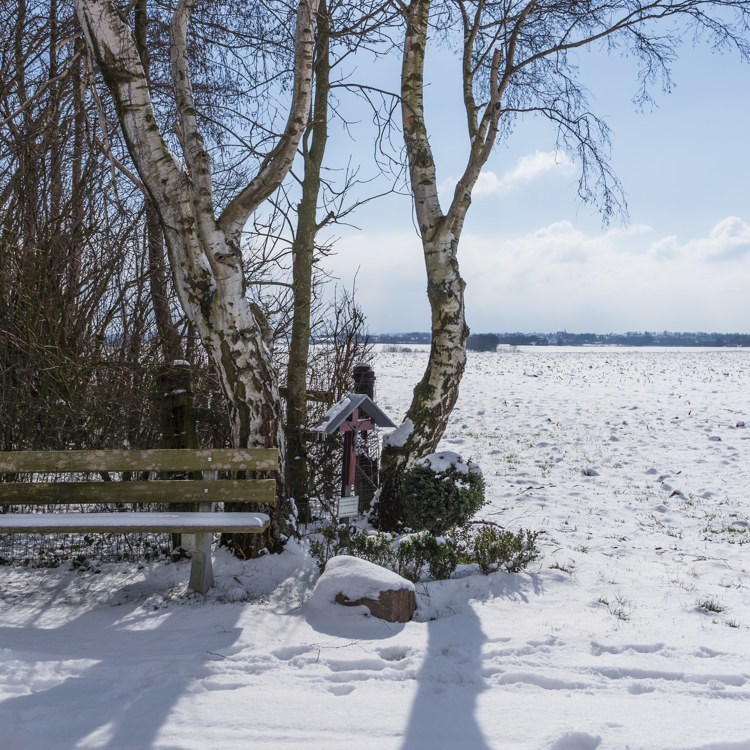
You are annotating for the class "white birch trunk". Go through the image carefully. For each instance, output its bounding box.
[378,0,504,529]
[76,0,318,548]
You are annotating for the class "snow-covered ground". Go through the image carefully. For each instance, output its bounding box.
[2,347,750,749]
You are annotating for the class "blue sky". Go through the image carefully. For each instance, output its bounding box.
[321,33,750,335]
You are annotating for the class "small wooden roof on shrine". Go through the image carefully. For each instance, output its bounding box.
[310,393,396,435]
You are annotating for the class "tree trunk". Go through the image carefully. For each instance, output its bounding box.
[69,35,85,290]
[285,0,330,524]
[378,229,469,529]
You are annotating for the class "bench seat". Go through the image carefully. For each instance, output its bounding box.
[0,511,270,534]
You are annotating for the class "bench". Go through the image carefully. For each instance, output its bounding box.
[0,448,278,594]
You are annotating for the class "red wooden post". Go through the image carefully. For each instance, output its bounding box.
[339,406,372,498]
[342,431,355,495]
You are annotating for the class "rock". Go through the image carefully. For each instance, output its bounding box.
[335,588,416,623]
[311,555,417,623]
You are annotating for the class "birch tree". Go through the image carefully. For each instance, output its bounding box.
[75,0,319,550]
[377,0,750,528]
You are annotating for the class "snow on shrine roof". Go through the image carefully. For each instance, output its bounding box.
[310,393,397,434]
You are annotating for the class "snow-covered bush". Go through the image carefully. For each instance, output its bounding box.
[308,524,459,581]
[307,521,539,581]
[394,531,459,582]
[401,452,485,534]
[459,524,540,574]
[308,524,392,571]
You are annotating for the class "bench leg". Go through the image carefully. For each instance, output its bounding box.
[188,532,214,594]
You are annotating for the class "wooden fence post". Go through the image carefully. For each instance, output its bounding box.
[154,361,200,549]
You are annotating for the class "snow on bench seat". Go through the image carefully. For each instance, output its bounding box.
[0,511,270,534]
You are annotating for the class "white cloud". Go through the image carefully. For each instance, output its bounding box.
[649,216,750,262]
[460,217,750,332]
[474,150,575,195]
[327,216,750,333]
[440,150,575,199]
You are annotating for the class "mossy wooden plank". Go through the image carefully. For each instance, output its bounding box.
[0,479,276,506]
[0,448,278,474]
[0,511,270,534]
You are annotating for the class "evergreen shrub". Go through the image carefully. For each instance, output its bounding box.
[460,525,540,574]
[394,532,459,582]
[401,452,485,534]
[308,521,539,581]
[308,524,392,570]
[308,525,458,582]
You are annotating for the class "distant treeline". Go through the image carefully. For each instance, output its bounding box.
[484,332,750,348]
[371,332,432,345]
[371,332,750,349]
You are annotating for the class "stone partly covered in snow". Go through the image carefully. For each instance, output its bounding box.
[335,589,417,623]
[311,555,416,623]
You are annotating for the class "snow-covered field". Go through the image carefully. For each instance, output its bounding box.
[2,347,750,750]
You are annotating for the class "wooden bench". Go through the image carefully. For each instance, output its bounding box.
[0,448,277,594]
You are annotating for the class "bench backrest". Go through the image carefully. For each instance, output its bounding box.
[0,448,278,507]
